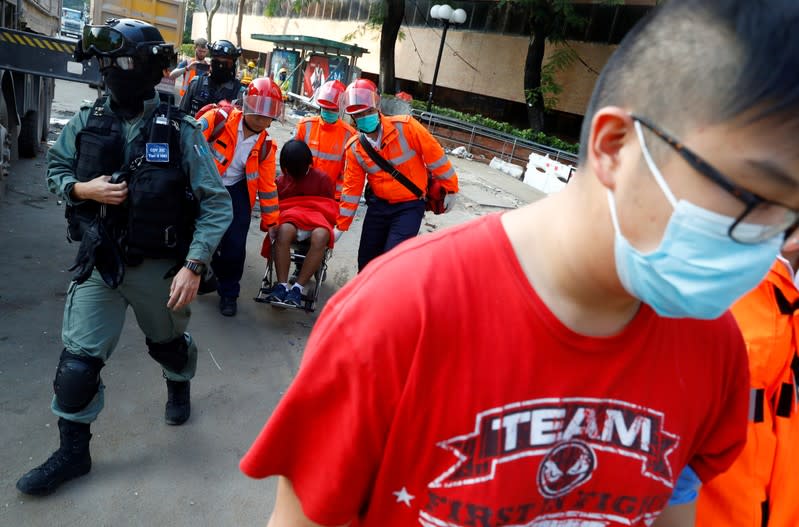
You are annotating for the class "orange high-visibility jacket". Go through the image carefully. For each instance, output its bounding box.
[179,61,207,97]
[697,260,799,527]
[199,107,279,228]
[337,114,458,230]
[293,116,355,200]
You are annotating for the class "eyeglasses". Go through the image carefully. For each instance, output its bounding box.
[97,56,135,70]
[632,115,798,244]
[81,25,126,55]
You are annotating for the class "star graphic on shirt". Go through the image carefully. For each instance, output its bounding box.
[392,486,415,507]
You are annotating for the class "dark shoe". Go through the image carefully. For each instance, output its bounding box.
[219,296,237,317]
[165,380,191,425]
[197,269,217,295]
[267,283,288,304]
[285,286,303,307]
[16,418,92,496]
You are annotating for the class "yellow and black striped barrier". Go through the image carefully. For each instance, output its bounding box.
[0,27,100,85]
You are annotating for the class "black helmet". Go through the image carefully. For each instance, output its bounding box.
[209,40,242,59]
[74,18,175,70]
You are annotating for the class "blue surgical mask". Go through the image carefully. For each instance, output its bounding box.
[355,113,380,133]
[320,109,339,124]
[608,121,781,319]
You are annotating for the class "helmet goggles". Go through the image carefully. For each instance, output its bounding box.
[81,25,127,56]
[77,23,174,67]
[210,40,241,58]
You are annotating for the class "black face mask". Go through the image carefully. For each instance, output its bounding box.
[103,66,157,118]
[210,59,235,83]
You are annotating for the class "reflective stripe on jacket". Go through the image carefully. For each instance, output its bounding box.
[293,116,355,200]
[696,259,799,527]
[337,114,458,230]
[199,107,279,226]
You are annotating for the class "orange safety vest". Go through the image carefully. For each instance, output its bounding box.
[199,107,279,227]
[179,60,208,97]
[696,259,799,527]
[337,114,458,230]
[293,116,355,200]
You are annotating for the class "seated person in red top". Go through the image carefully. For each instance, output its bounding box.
[266,140,337,307]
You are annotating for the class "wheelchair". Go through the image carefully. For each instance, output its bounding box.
[253,238,329,312]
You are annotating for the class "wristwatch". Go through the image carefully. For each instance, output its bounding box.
[183,260,206,276]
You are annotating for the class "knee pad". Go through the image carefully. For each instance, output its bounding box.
[53,349,104,413]
[147,334,189,373]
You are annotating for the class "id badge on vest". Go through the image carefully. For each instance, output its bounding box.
[146,143,170,162]
[146,114,171,163]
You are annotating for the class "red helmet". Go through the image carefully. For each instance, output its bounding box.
[315,80,347,110]
[243,77,284,119]
[342,78,380,115]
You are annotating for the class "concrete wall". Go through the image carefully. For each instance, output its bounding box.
[193,13,617,116]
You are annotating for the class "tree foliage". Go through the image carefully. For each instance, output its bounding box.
[510,0,621,131]
[202,0,223,42]
[343,0,405,95]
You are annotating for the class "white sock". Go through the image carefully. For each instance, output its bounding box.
[291,283,305,294]
[279,282,288,290]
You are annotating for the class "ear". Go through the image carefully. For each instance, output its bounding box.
[588,107,635,191]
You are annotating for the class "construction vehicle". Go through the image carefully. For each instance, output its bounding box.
[0,0,185,195]
[0,0,100,196]
[60,7,84,39]
[90,0,185,51]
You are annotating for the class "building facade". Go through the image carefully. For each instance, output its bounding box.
[193,0,657,138]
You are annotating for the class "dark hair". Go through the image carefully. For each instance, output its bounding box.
[578,0,799,163]
[280,140,313,180]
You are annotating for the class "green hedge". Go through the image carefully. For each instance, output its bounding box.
[408,99,579,154]
[179,43,195,60]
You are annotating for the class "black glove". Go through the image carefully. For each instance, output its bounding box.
[68,218,102,285]
[94,221,125,289]
[68,218,126,288]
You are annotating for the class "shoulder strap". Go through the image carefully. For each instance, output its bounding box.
[358,133,423,199]
[85,95,119,132]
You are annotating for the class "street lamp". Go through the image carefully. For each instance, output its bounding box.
[427,4,467,112]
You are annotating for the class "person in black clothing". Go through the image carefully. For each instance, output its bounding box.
[179,39,242,117]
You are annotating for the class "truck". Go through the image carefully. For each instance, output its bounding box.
[0,0,185,196]
[90,0,185,50]
[60,6,84,39]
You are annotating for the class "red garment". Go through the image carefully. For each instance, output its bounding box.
[241,213,749,527]
[279,196,338,249]
[277,167,335,201]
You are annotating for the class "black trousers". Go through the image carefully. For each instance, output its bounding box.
[212,178,251,298]
[357,193,425,272]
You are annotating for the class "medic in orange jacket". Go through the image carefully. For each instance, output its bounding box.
[696,257,799,527]
[337,113,459,231]
[199,105,279,230]
[294,80,355,200]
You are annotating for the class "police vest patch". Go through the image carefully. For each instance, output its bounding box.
[146,143,170,163]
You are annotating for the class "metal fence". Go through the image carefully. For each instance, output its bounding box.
[412,109,579,168]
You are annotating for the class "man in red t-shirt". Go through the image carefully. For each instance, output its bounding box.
[240,2,799,526]
[266,140,337,307]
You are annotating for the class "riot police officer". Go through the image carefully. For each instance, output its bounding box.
[15,18,233,496]
[180,39,242,117]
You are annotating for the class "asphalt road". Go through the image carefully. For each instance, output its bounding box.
[0,80,542,526]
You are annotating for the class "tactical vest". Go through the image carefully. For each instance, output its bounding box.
[189,76,241,117]
[66,97,195,261]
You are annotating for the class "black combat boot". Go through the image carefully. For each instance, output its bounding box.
[165,380,191,425]
[16,418,92,496]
